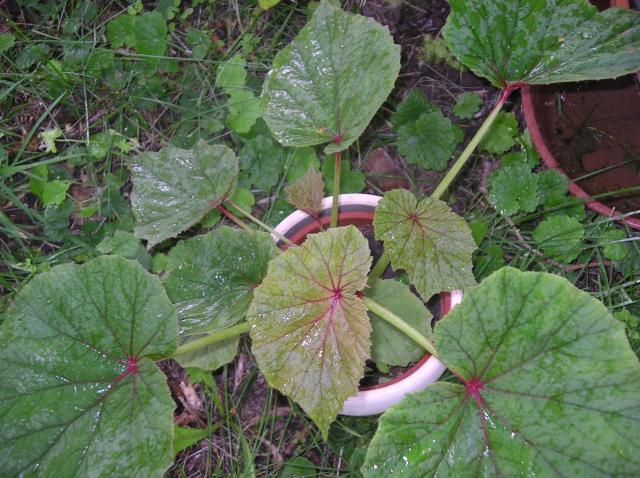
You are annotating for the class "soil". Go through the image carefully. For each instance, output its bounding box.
[528,75,640,213]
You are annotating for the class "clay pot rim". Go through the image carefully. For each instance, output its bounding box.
[521,84,640,230]
[272,193,463,416]
[521,0,640,229]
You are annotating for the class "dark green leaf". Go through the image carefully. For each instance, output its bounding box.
[97,230,152,270]
[397,110,459,171]
[262,0,400,153]
[537,169,569,207]
[173,425,217,453]
[392,90,437,130]
[130,140,238,247]
[373,189,477,301]
[453,92,483,119]
[239,135,283,191]
[364,267,640,477]
[443,0,640,88]
[249,226,372,438]
[286,147,320,182]
[0,256,177,477]
[479,112,518,154]
[367,280,432,367]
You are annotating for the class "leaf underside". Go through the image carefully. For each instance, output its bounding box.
[443,0,640,88]
[248,226,372,438]
[261,0,400,154]
[373,189,477,301]
[164,227,277,370]
[0,256,177,477]
[130,140,238,248]
[363,267,640,477]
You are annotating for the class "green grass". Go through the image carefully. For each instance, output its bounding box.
[1,1,639,476]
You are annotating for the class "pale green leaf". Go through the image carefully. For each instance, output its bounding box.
[286,147,319,182]
[364,267,640,477]
[374,189,477,301]
[367,280,432,367]
[443,0,640,88]
[173,425,218,453]
[0,256,177,477]
[0,34,16,52]
[262,0,400,154]
[216,54,247,92]
[259,0,281,10]
[39,126,62,153]
[226,90,263,134]
[248,226,372,438]
[130,140,238,247]
[533,214,585,263]
[41,180,72,207]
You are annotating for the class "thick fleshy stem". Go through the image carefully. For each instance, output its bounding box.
[170,322,251,358]
[362,296,439,358]
[225,198,297,248]
[367,250,391,285]
[330,149,342,228]
[430,85,519,201]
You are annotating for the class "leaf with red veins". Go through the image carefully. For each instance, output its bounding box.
[364,267,640,477]
[248,225,372,438]
[0,256,177,477]
[374,188,477,301]
[286,166,325,217]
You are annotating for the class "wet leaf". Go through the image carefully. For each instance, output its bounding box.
[533,214,585,263]
[443,0,640,88]
[262,0,400,154]
[537,169,569,207]
[373,189,476,301]
[397,110,459,171]
[479,112,518,154]
[364,267,640,477]
[286,166,324,215]
[453,92,483,119]
[130,140,238,247]
[488,162,539,216]
[248,226,372,438]
[165,227,276,335]
[367,279,432,367]
[0,256,177,477]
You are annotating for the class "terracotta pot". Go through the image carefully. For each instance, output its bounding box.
[273,193,463,416]
[522,0,640,229]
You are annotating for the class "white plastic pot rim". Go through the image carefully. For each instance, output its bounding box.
[273,193,464,416]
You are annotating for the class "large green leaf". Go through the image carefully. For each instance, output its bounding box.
[0,256,177,477]
[130,140,238,247]
[363,267,640,477]
[164,227,277,370]
[443,0,640,88]
[367,279,432,367]
[248,226,372,438]
[373,189,477,301]
[261,0,400,154]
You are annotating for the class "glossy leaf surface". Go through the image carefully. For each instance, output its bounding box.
[248,226,372,438]
[164,227,277,370]
[363,267,640,477]
[443,0,640,88]
[262,0,400,153]
[130,140,238,247]
[373,189,476,301]
[367,279,432,367]
[0,256,177,477]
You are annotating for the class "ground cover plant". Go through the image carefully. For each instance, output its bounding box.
[1,0,640,476]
